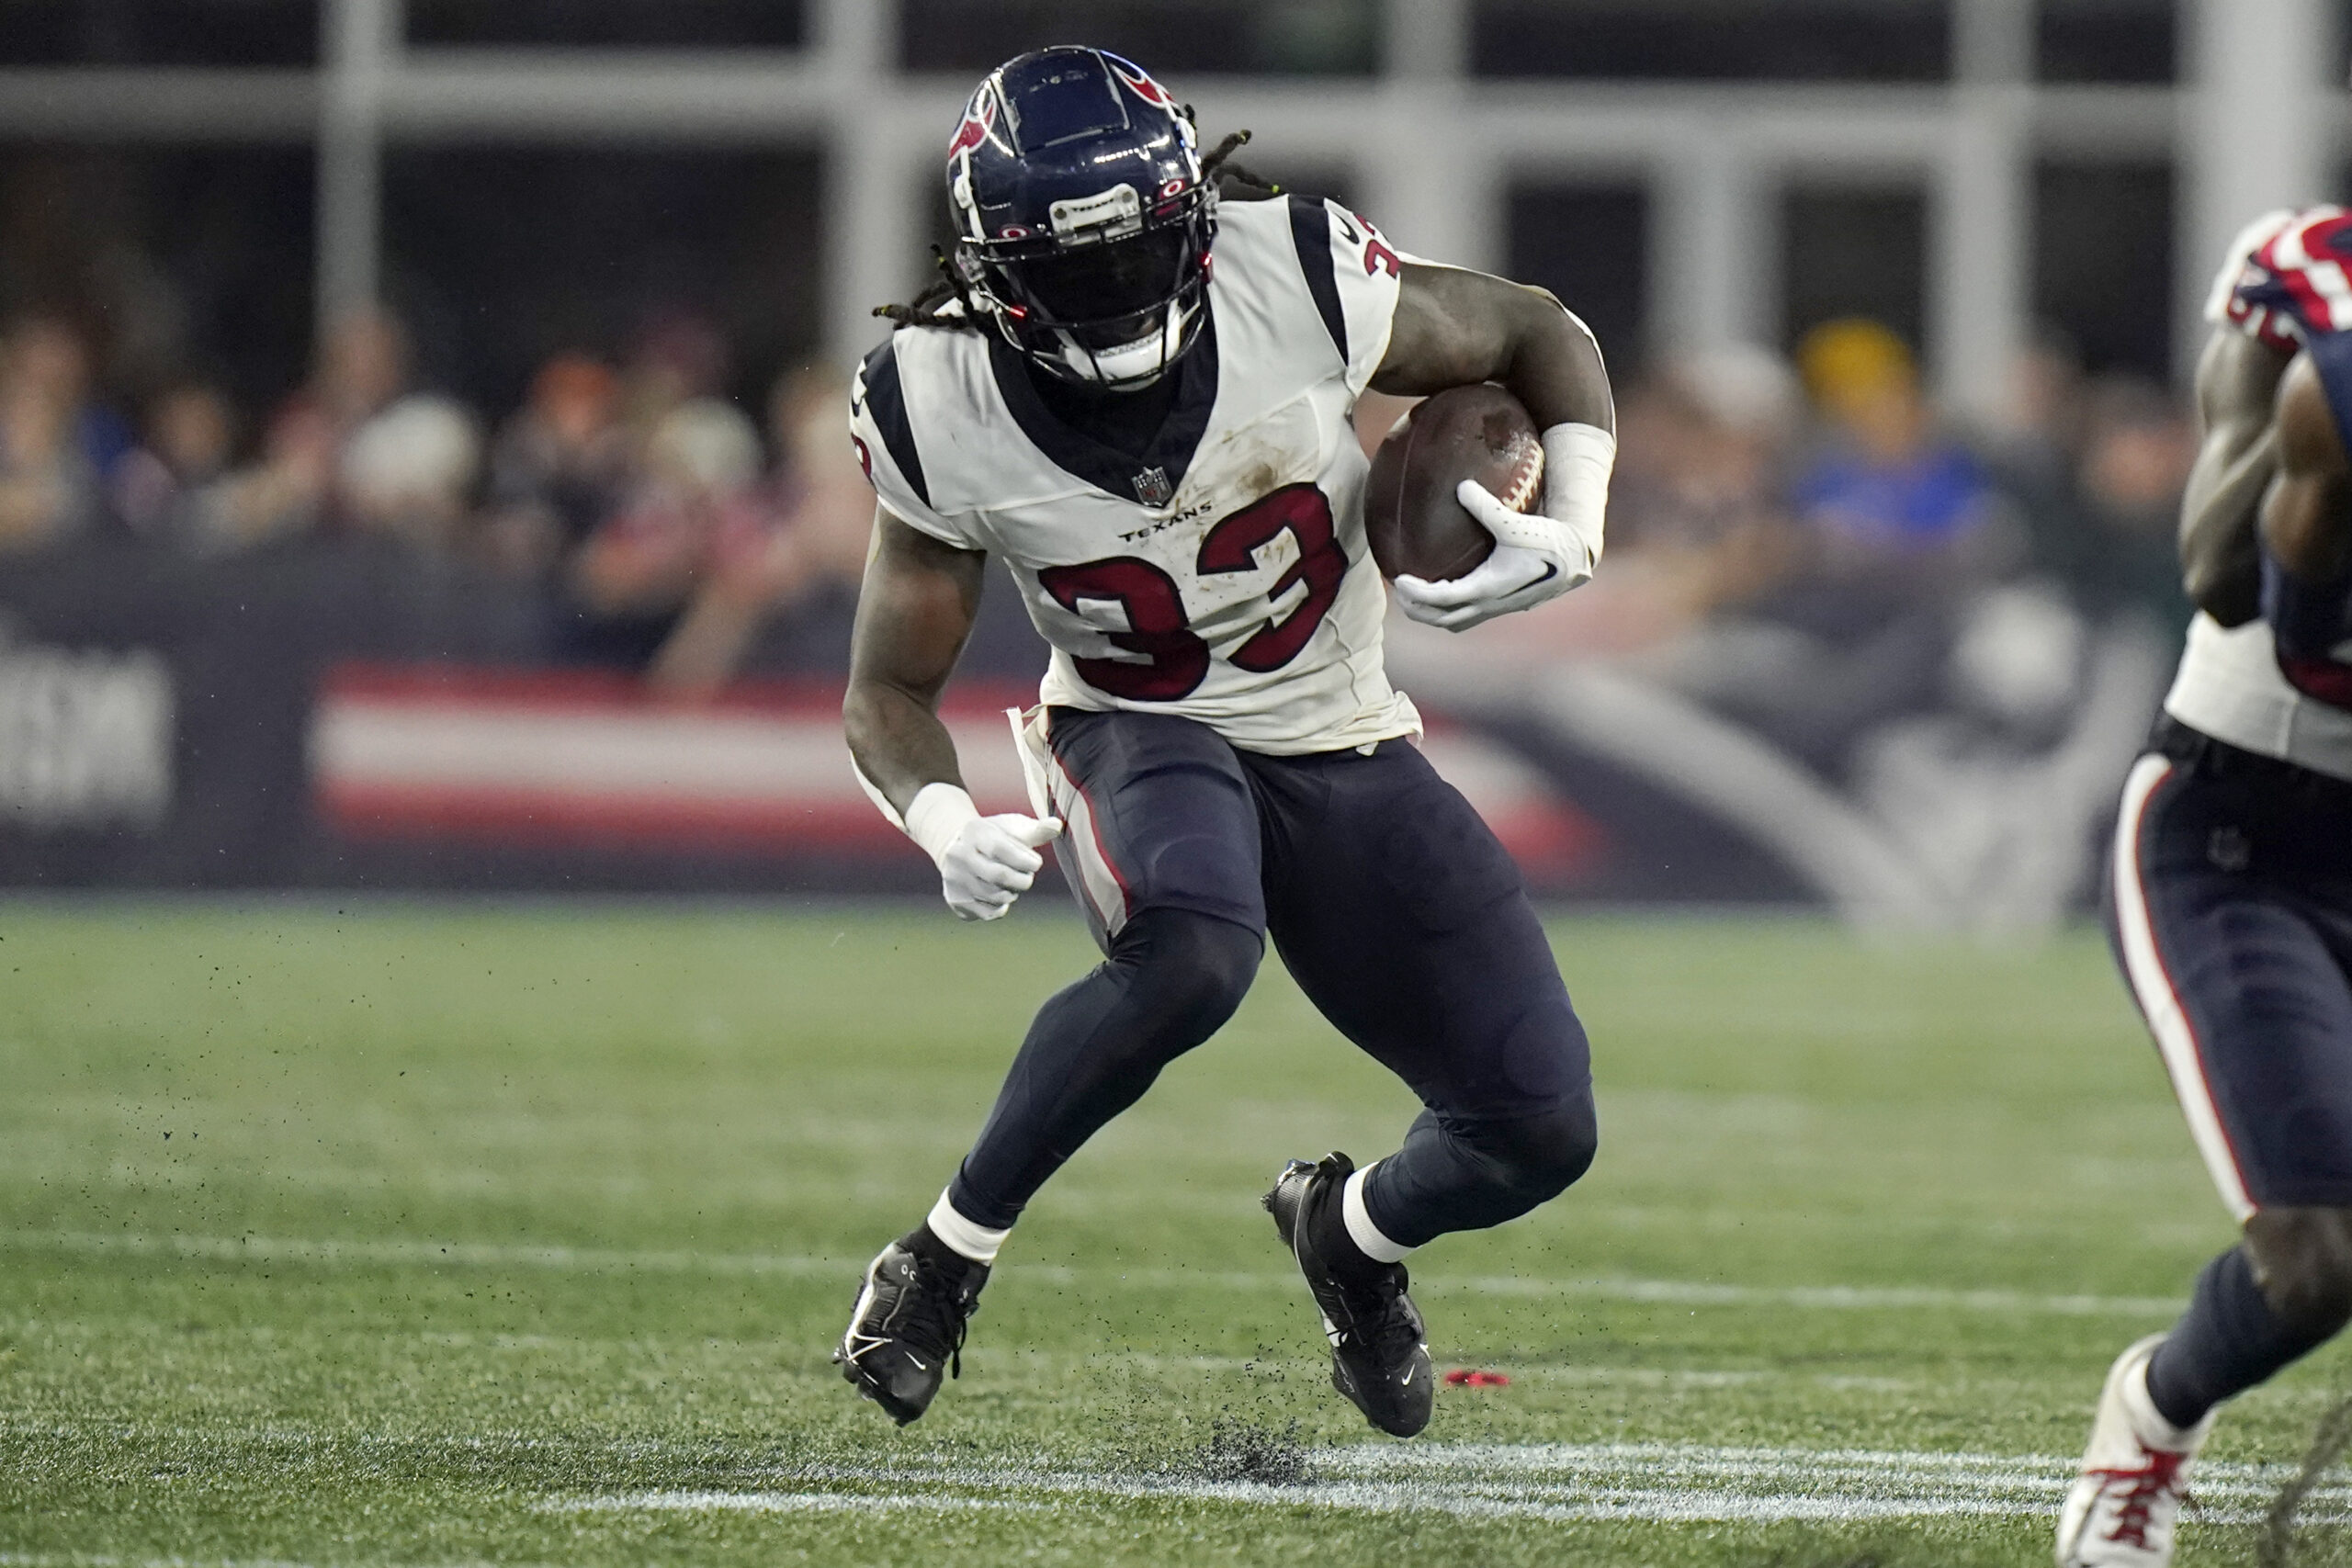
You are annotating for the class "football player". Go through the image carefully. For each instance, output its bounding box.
[2058,207,2352,1565]
[833,46,1615,1438]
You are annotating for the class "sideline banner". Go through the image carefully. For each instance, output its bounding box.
[309,663,1602,890]
[0,546,1630,897]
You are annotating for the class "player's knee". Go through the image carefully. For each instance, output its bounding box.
[2246,1207,2352,1340]
[1117,909,1262,1038]
[1478,1098,1598,1206]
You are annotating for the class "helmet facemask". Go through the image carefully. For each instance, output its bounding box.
[956,178,1216,390]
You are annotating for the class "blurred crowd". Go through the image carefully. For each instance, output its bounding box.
[1374,316,2190,690]
[0,295,2195,924]
[1374,317,2195,930]
[0,307,874,695]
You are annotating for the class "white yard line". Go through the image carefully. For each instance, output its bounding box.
[553,1441,2352,1528]
[3,1229,2184,1317]
[0,1558,550,1568]
[550,1491,1032,1514]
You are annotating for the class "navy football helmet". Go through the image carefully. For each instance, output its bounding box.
[944,47,1215,389]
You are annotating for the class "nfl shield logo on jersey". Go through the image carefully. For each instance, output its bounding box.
[1132,466,1172,507]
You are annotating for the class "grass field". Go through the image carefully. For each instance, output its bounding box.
[3,900,2349,1566]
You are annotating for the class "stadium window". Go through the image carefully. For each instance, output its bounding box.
[899,0,1382,76]
[1781,185,1927,357]
[0,0,317,66]
[404,0,806,50]
[1470,0,1951,82]
[380,148,822,415]
[0,144,315,413]
[2034,0,2175,85]
[2031,159,2175,379]
[1505,184,1648,377]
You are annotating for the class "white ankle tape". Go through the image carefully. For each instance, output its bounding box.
[2125,1347,2208,1450]
[1342,1164,1413,1264]
[926,1190,1010,1266]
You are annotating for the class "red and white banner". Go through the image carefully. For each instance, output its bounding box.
[311,664,1600,882]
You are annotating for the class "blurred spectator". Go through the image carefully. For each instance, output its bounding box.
[205,400,338,551]
[2034,375,2195,628]
[0,318,109,551]
[12,316,136,485]
[193,306,420,551]
[478,353,630,577]
[1791,318,1999,577]
[1982,327,2089,494]
[562,395,762,667]
[620,310,729,457]
[340,394,482,551]
[307,307,409,434]
[1603,343,1804,621]
[1603,320,2012,772]
[112,381,236,544]
[648,365,873,694]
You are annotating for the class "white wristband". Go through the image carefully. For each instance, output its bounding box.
[901,782,980,866]
[1540,423,1614,525]
[1540,422,1614,565]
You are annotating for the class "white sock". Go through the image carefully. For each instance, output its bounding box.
[1342,1163,1413,1264]
[2123,1348,2206,1450]
[925,1190,1010,1266]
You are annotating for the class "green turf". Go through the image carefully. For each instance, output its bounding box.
[0,901,2340,1565]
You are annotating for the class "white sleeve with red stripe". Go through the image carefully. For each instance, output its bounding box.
[2206,205,2352,351]
[1319,201,1408,397]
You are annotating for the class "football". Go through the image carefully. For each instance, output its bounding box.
[1363,383,1544,582]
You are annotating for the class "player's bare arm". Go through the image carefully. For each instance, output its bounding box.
[843,507,1060,921]
[2179,327,2293,625]
[1373,265,1615,435]
[843,507,983,814]
[2264,349,2352,581]
[1371,265,1617,630]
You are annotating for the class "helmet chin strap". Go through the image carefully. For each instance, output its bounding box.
[1048,299,1191,389]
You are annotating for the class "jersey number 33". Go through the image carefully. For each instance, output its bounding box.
[1038,481,1345,701]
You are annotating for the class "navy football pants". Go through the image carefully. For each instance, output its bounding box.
[947,708,1597,1249]
[2109,719,2352,1425]
[2109,723,2352,1215]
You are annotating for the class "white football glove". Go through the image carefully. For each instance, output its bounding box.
[902,782,1063,921]
[1392,421,1615,632]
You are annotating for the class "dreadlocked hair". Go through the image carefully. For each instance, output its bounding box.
[873,246,984,332]
[1200,129,1281,199]
[870,130,1272,328]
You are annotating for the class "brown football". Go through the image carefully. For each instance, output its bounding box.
[1363,383,1544,582]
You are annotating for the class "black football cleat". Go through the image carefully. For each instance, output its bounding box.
[1264,1152,1434,1438]
[832,1234,988,1427]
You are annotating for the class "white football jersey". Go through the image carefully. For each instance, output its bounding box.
[849,194,1420,756]
[2165,207,2352,782]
